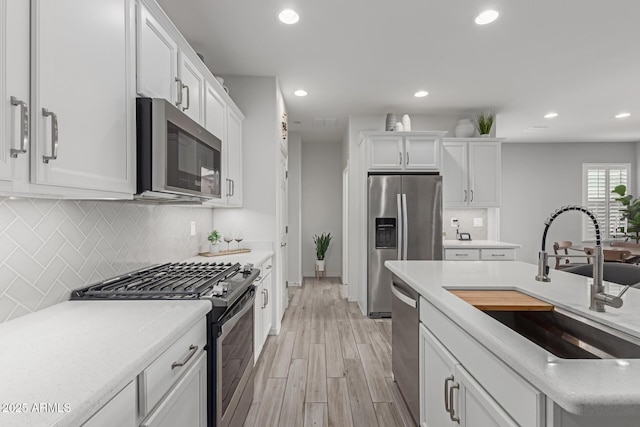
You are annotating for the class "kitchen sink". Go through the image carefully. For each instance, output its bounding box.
[485,309,640,359]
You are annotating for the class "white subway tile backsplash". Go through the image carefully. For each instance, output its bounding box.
[0,199,213,323]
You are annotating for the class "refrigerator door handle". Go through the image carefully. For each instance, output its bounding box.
[402,194,408,260]
[397,194,403,260]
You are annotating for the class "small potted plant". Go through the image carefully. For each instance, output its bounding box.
[208,230,222,253]
[476,111,495,137]
[313,232,332,272]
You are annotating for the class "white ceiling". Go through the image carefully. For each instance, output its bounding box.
[157,0,640,144]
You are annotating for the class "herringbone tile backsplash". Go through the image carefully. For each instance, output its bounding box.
[0,198,213,323]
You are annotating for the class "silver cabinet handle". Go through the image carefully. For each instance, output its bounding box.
[491,253,506,257]
[175,78,183,106]
[449,382,460,423]
[231,179,235,196]
[444,375,454,413]
[455,253,469,257]
[266,265,272,269]
[10,97,28,157]
[261,289,266,309]
[264,288,269,308]
[280,242,287,247]
[398,152,402,165]
[470,189,474,202]
[226,178,232,197]
[42,108,58,163]
[182,84,190,111]
[171,344,198,369]
[463,189,468,202]
[406,151,409,165]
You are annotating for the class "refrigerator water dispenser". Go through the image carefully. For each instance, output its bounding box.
[375,218,397,249]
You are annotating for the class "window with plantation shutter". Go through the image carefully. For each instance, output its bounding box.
[582,164,630,241]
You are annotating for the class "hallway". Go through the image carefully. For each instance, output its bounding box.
[243,277,415,427]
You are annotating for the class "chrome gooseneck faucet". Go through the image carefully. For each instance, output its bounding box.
[535,205,631,312]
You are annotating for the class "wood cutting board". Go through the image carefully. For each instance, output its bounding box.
[449,289,553,311]
[198,248,251,257]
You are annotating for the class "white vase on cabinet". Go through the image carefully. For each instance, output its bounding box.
[454,119,475,137]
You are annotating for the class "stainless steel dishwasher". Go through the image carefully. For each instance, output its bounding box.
[391,274,420,425]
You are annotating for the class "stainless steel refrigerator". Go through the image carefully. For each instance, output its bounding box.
[367,173,442,317]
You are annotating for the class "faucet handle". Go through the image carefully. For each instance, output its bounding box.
[595,284,632,309]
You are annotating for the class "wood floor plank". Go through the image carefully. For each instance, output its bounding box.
[368,330,392,377]
[304,403,328,427]
[279,358,308,426]
[327,377,354,427]
[351,319,372,344]
[253,378,286,427]
[385,378,416,427]
[357,343,392,402]
[292,320,311,359]
[373,402,404,427]
[325,330,345,377]
[338,320,360,359]
[306,343,328,402]
[334,298,349,322]
[253,336,278,403]
[242,403,260,427]
[344,358,379,427]
[269,331,296,378]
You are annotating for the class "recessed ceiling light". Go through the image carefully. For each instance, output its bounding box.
[414,90,429,98]
[278,9,299,24]
[475,10,499,25]
[294,89,307,97]
[544,112,558,119]
[615,112,631,119]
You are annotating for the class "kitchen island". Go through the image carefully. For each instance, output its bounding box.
[385,260,640,426]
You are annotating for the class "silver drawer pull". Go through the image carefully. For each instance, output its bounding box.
[444,375,454,413]
[175,78,183,106]
[10,96,29,157]
[171,344,198,370]
[491,254,506,257]
[455,253,469,257]
[182,84,190,111]
[42,108,58,163]
[449,382,460,422]
[266,265,272,269]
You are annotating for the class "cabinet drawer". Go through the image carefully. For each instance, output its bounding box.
[260,258,273,277]
[421,298,543,427]
[445,249,480,260]
[140,318,207,415]
[481,249,515,261]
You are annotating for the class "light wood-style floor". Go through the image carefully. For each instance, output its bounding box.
[243,277,416,427]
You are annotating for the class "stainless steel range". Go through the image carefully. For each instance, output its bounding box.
[71,261,259,427]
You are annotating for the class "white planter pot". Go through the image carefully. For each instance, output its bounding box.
[454,119,476,137]
[209,243,220,253]
[315,260,325,271]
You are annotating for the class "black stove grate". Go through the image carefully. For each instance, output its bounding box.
[71,262,241,300]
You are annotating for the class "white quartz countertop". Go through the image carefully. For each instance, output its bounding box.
[184,249,274,267]
[385,260,640,416]
[0,300,211,427]
[443,239,522,249]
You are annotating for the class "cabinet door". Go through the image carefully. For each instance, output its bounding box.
[405,136,440,170]
[420,323,457,427]
[468,142,500,207]
[455,365,517,427]
[0,0,29,184]
[442,142,468,207]
[262,270,273,342]
[137,3,178,102]
[368,135,403,170]
[178,52,205,124]
[226,107,243,206]
[83,381,136,427]
[141,351,207,427]
[204,82,225,140]
[32,0,134,194]
[254,278,263,363]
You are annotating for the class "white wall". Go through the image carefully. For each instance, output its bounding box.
[287,133,302,286]
[500,141,637,264]
[301,141,343,277]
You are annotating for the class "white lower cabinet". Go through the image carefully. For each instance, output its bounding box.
[444,248,516,261]
[140,352,207,427]
[420,324,516,427]
[254,257,273,362]
[82,381,136,427]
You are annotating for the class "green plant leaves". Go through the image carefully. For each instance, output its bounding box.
[313,232,332,260]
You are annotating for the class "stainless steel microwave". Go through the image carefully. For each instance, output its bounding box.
[136,98,222,202]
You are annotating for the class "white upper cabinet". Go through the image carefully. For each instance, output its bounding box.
[442,139,502,208]
[0,0,29,186]
[177,52,205,124]
[204,82,225,141]
[30,0,135,195]
[137,3,178,102]
[363,131,446,172]
[225,107,243,206]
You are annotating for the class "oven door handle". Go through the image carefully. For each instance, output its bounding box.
[221,291,255,335]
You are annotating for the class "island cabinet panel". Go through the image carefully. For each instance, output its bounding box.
[82,381,136,427]
[546,398,640,427]
[420,297,544,427]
